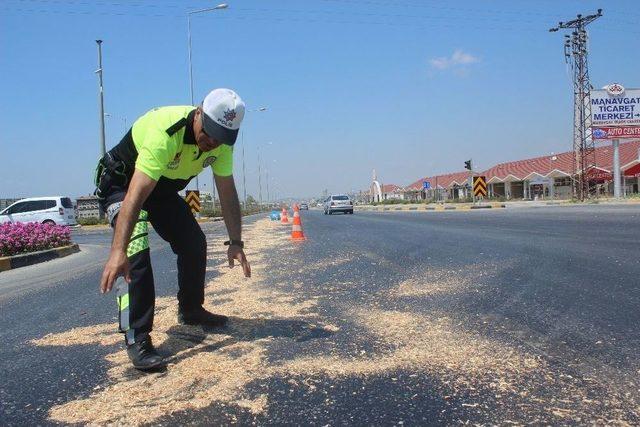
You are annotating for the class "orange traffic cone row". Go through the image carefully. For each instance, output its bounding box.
[281,207,289,224]
[291,208,306,240]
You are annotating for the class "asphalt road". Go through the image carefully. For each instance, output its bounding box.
[1,206,639,425]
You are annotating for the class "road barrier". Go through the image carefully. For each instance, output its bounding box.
[185,191,201,214]
[291,205,306,241]
[280,207,289,224]
[473,176,488,197]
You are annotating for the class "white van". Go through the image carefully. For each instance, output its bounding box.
[0,197,77,226]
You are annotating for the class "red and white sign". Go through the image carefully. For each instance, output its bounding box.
[592,126,640,140]
[624,163,640,178]
[585,168,613,181]
[605,83,625,96]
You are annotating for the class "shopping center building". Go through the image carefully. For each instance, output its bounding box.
[381,139,640,201]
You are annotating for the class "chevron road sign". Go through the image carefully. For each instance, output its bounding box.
[473,176,488,197]
[185,190,201,214]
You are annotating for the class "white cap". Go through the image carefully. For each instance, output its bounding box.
[201,88,245,145]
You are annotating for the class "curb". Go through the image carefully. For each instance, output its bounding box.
[357,204,505,212]
[197,216,224,223]
[0,244,80,272]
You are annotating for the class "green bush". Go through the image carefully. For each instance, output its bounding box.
[78,217,108,226]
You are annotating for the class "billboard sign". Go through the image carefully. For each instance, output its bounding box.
[624,163,640,178]
[590,84,640,141]
[592,126,640,140]
[585,168,613,181]
[590,84,640,127]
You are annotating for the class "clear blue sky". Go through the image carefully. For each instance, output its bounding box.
[1,0,639,200]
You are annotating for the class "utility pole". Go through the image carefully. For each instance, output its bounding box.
[550,9,603,201]
[95,40,106,157]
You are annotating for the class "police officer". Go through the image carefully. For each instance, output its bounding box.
[96,88,251,371]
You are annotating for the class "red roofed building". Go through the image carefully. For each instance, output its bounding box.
[404,172,473,201]
[381,184,403,200]
[480,140,640,199]
[399,140,640,201]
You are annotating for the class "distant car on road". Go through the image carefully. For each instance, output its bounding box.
[324,194,353,215]
[0,196,78,226]
[299,203,309,210]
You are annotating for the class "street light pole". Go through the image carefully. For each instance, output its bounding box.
[95,40,106,157]
[242,107,267,206]
[266,168,269,204]
[257,145,262,204]
[187,3,228,200]
[265,158,276,205]
[241,129,247,206]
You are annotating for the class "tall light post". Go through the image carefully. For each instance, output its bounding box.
[187,2,228,197]
[95,40,106,157]
[257,145,262,204]
[265,158,276,204]
[266,167,270,204]
[241,107,267,206]
[258,141,273,205]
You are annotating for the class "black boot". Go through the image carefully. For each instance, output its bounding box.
[126,337,165,371]
[178,307,228,327]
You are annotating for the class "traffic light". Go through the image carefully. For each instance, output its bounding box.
[464,160,472,171]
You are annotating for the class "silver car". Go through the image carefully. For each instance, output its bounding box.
[324,194,353,215]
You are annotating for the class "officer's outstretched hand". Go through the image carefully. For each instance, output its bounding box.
[228,246,251,278]
[100,250,131,293]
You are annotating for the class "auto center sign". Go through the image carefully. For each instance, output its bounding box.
[591,83,640,140]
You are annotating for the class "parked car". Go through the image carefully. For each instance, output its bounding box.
[299,203,309,210]
[323,194,353,215]
[0,196,78,226]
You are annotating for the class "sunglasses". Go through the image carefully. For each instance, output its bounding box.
[200,114,210,138]
[199,110,235,146]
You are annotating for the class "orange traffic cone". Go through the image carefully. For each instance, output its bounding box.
[291,208,306,240]
[281,207,289,224]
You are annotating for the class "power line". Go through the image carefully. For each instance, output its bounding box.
[7,0,185,8]
[3,3,637,35]
[7,0,640,23]
[316,0,563,18]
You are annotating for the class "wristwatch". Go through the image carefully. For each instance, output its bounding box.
[224,239,244,249]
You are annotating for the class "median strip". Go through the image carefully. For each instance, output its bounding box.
[357,203,505,212]
[0,244,80,272]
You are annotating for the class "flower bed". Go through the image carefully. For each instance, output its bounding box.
[0,222,72,257]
